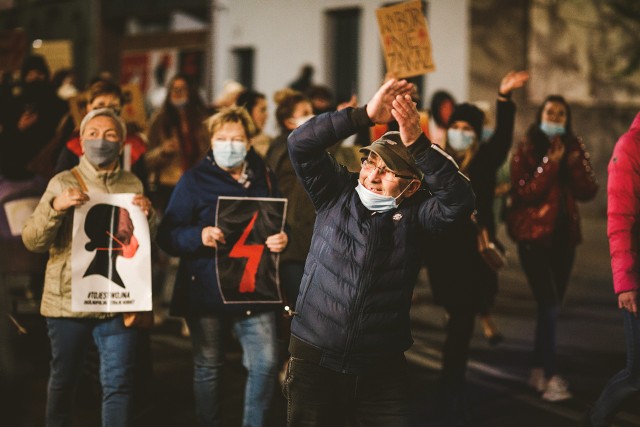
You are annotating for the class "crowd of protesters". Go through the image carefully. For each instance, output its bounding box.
[0,53,637,427]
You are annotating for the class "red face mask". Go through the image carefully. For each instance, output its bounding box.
[104,231,139,259]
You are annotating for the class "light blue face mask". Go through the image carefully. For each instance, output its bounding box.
[355,181,414,212]
[540,121,565,138]
[213,140,247,169]
[447,129,475,151]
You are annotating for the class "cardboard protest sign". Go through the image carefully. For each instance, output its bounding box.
[68,83,147,130]
[215,197,287,304]
[376,0,435,78]
[68,93,87,128]
[71,193,152,312]
[120,83,147,131]
[0,29,27,72]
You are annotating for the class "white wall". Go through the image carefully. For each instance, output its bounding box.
[212,0,469,134]
[427,0,468,103]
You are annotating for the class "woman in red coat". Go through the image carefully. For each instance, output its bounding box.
[507,95,598,402]
[584,113,640,426]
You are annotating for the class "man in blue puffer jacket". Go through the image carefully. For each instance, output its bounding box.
[283,79,476,426]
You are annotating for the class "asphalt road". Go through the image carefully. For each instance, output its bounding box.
[2,217,639,426]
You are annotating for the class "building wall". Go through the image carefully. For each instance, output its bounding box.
[213,0,469,134]
[469,0,640,217]
[0,0,99,88]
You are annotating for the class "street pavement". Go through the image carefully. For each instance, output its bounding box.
[3,217,639,426]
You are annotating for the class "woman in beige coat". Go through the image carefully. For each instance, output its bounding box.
[22,108,154,427]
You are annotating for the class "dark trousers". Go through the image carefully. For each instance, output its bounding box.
[590,309,640,426]
[441,307,477,395]
[283,354,412,427]
[518,240,575,377]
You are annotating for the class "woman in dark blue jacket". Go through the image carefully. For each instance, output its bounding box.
[157,106,288,427]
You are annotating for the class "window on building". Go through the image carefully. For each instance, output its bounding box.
[325,8,361,104]
[232,47,254,89]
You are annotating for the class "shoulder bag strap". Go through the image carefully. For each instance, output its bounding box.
[70,167,89,192]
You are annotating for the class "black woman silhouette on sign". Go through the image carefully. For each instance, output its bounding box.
[83,203,139,288]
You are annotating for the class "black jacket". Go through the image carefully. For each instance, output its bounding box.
[424,99,516,309]
[288,107,475,374]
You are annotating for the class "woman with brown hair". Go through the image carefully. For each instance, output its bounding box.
[145,74,209,212]
[507,94,598,402]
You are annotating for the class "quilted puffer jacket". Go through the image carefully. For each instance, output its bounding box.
[288,107,475,374]
[608,113,640,295]
[507,126,598,246]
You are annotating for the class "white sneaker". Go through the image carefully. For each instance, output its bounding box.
[542,375,573,402]
[528,368,547,392]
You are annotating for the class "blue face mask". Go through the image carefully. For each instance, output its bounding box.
[540,121,565,138]
[213,140,247,169]
[355,181,414,212]
[447,129,475,151]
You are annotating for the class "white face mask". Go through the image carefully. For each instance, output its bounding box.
[447,129,476,151]
[354,180,415,212]
[292,114,314,128]
[213,140,247,169]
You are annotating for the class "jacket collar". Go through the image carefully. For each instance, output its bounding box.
[77,155,122,184]
[204,147,266,187]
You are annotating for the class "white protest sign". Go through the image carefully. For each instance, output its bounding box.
[71,193,152,312]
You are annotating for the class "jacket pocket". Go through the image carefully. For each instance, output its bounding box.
[295,262,316,314]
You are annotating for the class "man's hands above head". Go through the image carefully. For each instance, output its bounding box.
[391,94,422,147]
[366,79,414,124]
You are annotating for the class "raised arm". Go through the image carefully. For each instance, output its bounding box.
[392,93,475,232]
[483,71,529,168]
[288,79,415,211]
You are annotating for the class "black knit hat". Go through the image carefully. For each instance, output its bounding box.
[448,103,484,139]
[359,131,422,179]
[20,54,50,81]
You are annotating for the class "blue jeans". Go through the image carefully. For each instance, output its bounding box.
[590,309,640,426]
[45,316,138,427]
[187,311,278,427]
[283,353,412,426]
[518,241,575,377]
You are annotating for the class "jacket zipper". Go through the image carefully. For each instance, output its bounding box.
[341,212,380,372]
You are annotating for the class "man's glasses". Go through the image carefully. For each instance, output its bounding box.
[361,158,415,181]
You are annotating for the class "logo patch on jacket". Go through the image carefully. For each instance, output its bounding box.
[393,213,403,222]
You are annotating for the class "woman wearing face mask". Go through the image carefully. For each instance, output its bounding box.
[52,80,148,178]
[145,74,209,213]
[422,70,528,424]
[157,106,288,427]
[22,108,155,427]
[507,95,598,402]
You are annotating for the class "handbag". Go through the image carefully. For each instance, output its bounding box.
[477,226,507,271]
[70,167,154,329]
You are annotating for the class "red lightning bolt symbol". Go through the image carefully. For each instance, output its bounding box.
[229,211,264,293]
